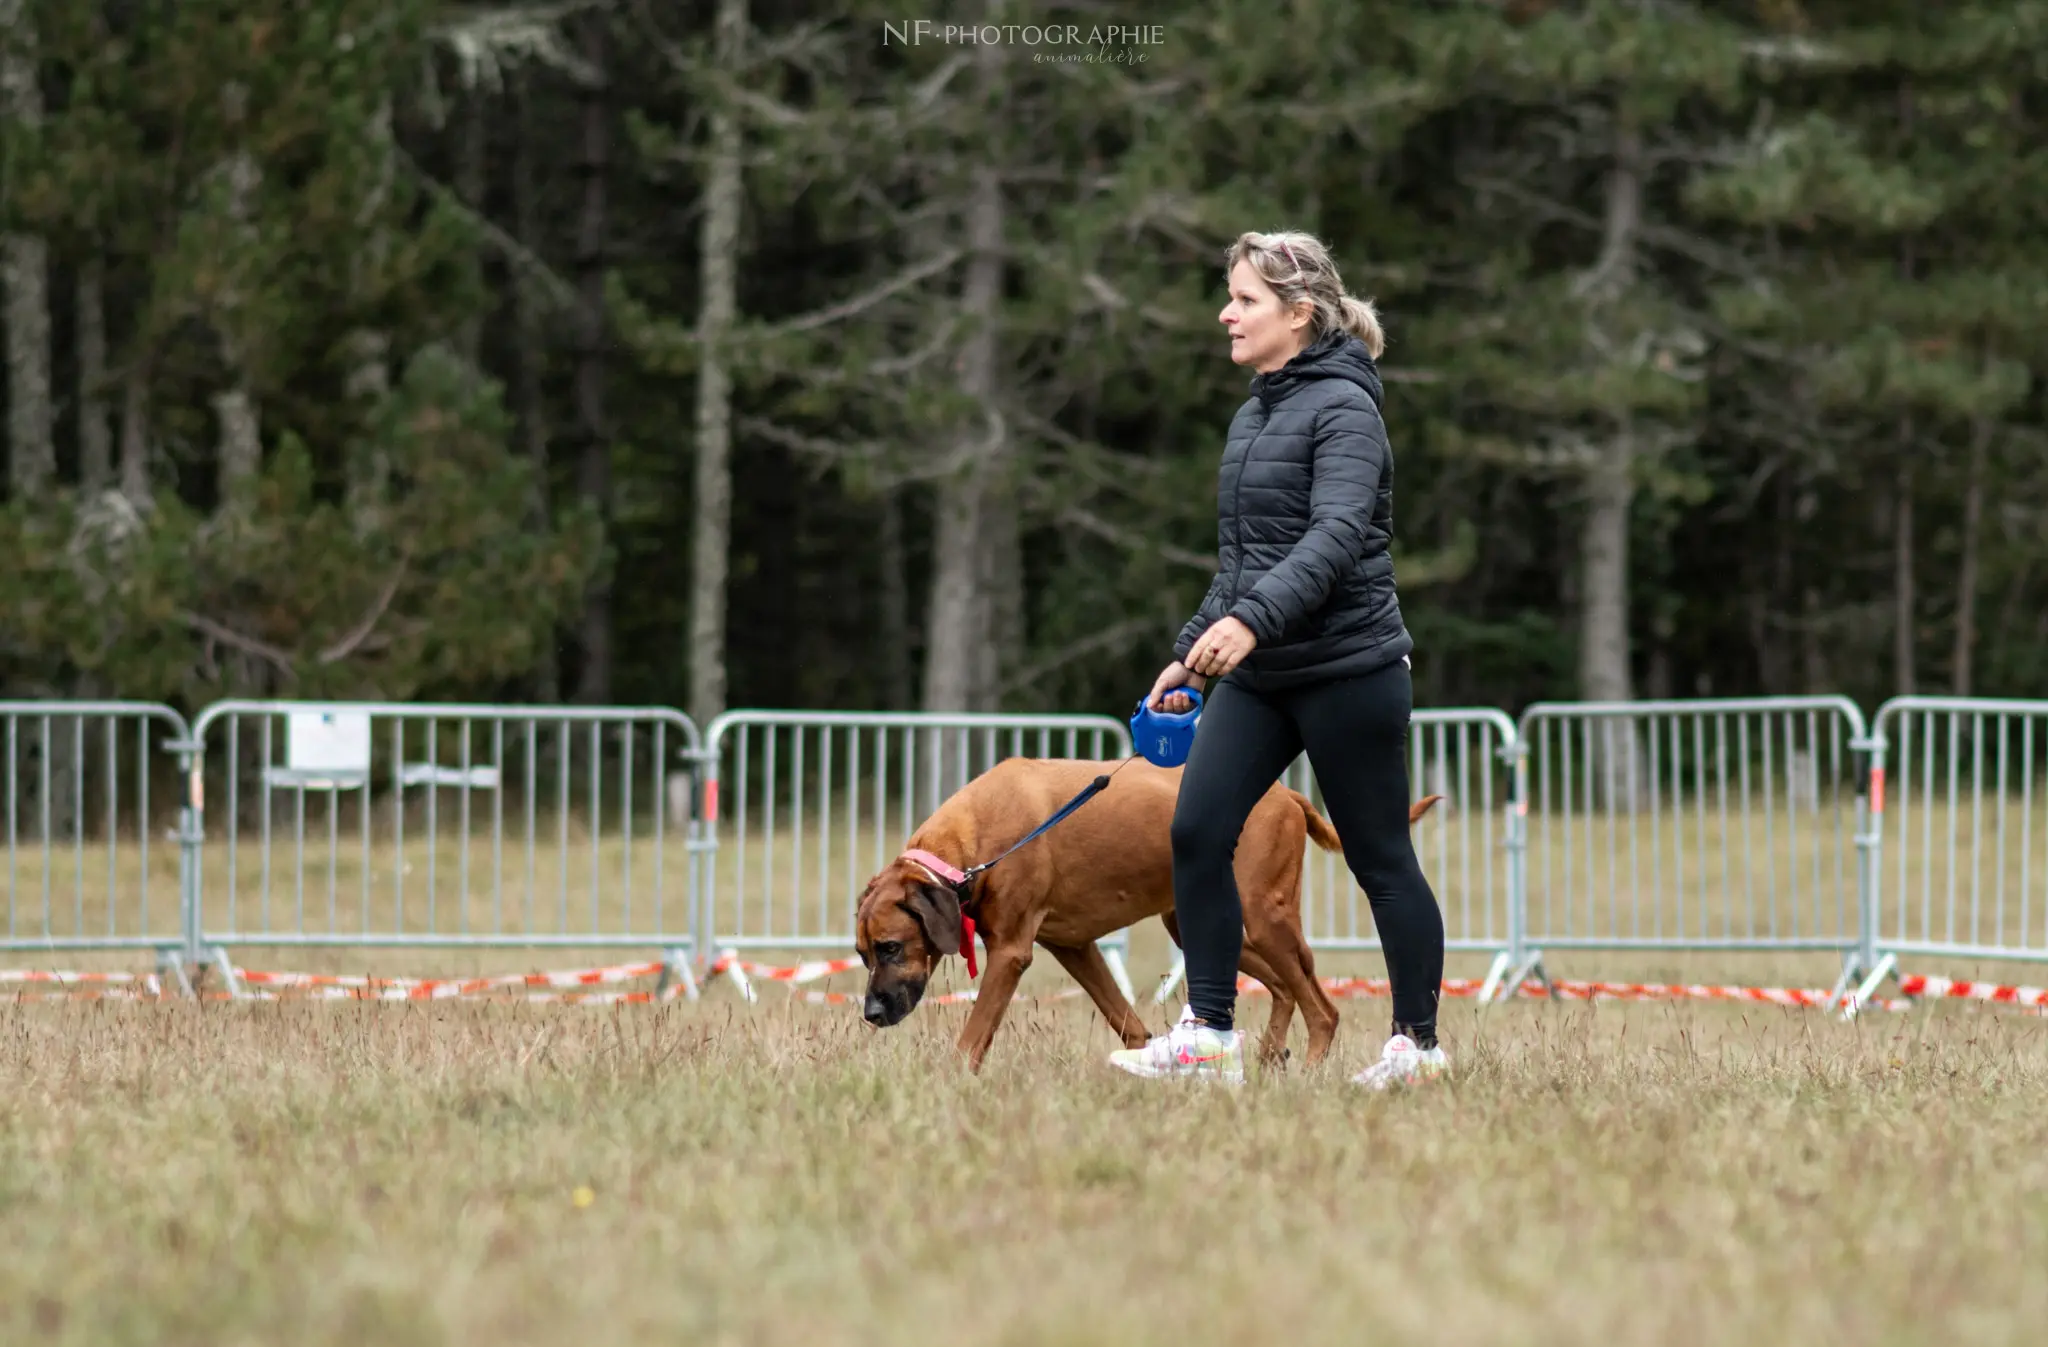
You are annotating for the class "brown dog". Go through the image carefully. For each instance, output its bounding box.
[852,755,1440,1071]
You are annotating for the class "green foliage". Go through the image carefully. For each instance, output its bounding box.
[0,493,199,696]
[3,0,2047,718]
[179,350,603,703]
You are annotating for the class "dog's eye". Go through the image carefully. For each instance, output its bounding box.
[876,940,903,961]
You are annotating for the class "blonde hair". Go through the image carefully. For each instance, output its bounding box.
[1224,230,1385,359]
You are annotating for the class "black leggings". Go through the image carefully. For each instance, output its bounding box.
[1170,658,1445,1046]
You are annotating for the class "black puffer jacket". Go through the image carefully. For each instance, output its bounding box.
[1173,329,1413,692]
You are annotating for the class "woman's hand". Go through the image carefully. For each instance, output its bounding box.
[1145,661,1207,713]
[1184,616,1257,679]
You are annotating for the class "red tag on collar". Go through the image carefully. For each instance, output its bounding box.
[961,913,977,978]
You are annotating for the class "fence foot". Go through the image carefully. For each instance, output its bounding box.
[207,946,245,1001]
[719,949,756,1004]
[1102,945,1135,1005]
[1825,952,1863,1015]
[1153,952,1187,1006]
[1496,950,1547,1004]
[1477,951,1513,1006]
[657,948,700,1003]
[1839,952,1899,1020]
[156,949,195,1000]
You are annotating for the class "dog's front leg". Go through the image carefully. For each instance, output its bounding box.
[956,941,1034,1072]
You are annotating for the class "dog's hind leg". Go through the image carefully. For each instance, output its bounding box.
[1162,911,1297,1066]
[1044,941,1150,1049]
[1237,941,1301,1068]
[1245,902,1339,1069]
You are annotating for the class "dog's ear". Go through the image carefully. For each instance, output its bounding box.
[902,881,962,957]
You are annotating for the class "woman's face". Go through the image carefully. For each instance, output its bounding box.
[1219,257,1309,373]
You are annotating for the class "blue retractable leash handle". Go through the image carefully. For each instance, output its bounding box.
[1130,687,1203,768]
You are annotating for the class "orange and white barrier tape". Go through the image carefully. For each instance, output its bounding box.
[1896,973,2048,1010]
[706,950,865,1005]
[0,968,157,985]
[5,983,165,1003]
[225,983,690,1006]
[1,969,164,1002]
[5,958,2042,1016]
[706,954,861,985]
[1230,972,1917,1013]
[232,959,672,998]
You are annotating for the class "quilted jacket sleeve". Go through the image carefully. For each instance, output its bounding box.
[1171,571,1229,663]
[1225,398,1387,645]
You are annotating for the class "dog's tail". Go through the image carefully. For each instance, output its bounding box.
[1290,790,1442,853]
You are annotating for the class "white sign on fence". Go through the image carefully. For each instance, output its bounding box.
[268,710,373,790]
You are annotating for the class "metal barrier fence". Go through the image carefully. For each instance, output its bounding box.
[12,691,2048,1009]
[1509,697,1874,1001]
[700,710,1139,1000]
[0,702,196,974]
[1852,696,2048,1005]
[186,701,709,994]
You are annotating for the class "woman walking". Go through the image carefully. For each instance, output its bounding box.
[1108,230,1448,1090]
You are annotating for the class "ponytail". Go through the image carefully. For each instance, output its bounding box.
[1337,295,1385,359]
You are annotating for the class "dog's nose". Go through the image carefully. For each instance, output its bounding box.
[863,995,888,1025]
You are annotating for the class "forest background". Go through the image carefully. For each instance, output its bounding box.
[1,0,2042,731]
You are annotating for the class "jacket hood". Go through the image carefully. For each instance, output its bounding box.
[1250,329,1383,410]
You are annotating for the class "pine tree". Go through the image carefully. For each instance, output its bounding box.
[1685,0,2048,701]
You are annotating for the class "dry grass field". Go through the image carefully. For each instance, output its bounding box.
[2,990,2045,1347]
[5,796,2048,1344]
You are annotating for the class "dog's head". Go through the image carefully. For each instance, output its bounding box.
[853,858,967,1028]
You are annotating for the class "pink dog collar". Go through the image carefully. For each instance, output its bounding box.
[900,849,968,888]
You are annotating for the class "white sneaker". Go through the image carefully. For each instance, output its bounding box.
[1351,1033,1450,1090]
[1107,1005,1246,1085]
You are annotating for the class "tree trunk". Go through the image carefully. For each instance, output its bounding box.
[687,0,745,733]
[511,72,558,703]
[571,10,614,705]
[76,261,111,490]
[211,108,263,507]
[1576,122,1645,811]
[1951,417,1989,696]
[1576,118,1640,709]
[118,357,150,505]
[1579,429,1635,706]
[920,162,1005,716]
[212,386,261,498]
[1893,434,1916,696]
[1,0,51,500]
